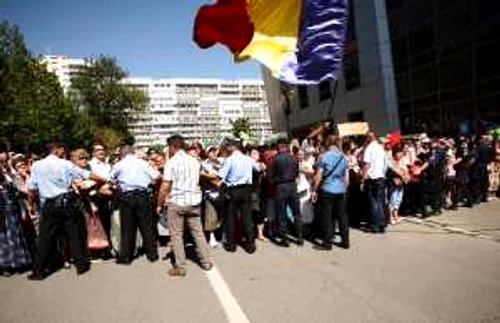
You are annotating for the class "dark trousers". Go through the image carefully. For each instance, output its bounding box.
[366,178,386,229]
[472,164,489,202]
[93,196,112,237]
[456,170,473,206]
[274,182,302,239]
[320,192,348,246]
[118,190,158,262]
[424,179,444,213]
[225,185,254,245]
[35,193,88,273]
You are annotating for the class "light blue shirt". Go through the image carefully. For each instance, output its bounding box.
[315,148,348,194]
[111,155,160,192]
[28,154,91,201]
[218,151,260,187]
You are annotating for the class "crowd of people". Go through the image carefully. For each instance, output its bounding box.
[1,127,499,280]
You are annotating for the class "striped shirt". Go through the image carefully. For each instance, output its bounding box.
[164,150,202,207]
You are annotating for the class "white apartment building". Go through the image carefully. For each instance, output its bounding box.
[40,55,86,91]
[127,78,273,148]
[40,56,273,147]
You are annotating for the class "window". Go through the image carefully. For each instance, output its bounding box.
[439,47,471,89]
[344,53,361,91]
[319,81,332,101]
[347,111,364,122]
[409,24,434,55]
[396,73,410,100]
[411,63,437,96]
[298,86,309,109]
[391,36,407,64]
[476,39,500,81]
[438,5,471,48]
[347,0,357,42]
[409,0,433,27]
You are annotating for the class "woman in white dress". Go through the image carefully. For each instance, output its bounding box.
[294,148,315,225]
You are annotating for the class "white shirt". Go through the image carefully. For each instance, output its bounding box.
[363,141,387,179]
[89,158,111,180]
[164,150,202,207]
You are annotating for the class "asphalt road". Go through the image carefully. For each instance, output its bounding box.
[1,203,500,323]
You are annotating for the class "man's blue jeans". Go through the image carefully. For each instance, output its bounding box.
[366,178,386,230]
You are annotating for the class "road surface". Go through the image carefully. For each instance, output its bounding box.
[1,202,500,323]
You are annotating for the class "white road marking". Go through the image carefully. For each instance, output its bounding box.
[205,266,251,323]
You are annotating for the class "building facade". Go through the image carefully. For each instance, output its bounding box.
[40,55,86,91]
[264,0,500,136]
[126,78,273,148]
[387,0,500,135]
[41,55,273,148]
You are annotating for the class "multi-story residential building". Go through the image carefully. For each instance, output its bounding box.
[41,55,273,147]
[265,0,500,137]
[126,78,273,148]
[40,55,86,91]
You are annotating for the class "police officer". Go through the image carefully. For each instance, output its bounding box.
[218,137,260,253]
[423,140,447,215]
[111,145,160,265]
[27,142,108,280]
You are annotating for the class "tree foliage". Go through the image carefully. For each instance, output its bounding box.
[70,56,148,137]
[0,21,145,152]
[0,21,80,152]
[230,117,252,139]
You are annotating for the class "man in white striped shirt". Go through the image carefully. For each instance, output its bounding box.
[157,135,213,277]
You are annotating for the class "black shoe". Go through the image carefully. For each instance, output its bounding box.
[243,242,257,254]
[296,238,304,247]
[371,226,385,234]
[314,243,333,251]
[101,250,113,261]
[223,243,237,253]
[27,271,47,281]
[338,241,350,249]
[116,258,132,265]
[147,255,159,263]
[76,263,91,276]
[277,237,290,248]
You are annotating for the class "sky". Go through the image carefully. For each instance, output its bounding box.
[0,0,261,79]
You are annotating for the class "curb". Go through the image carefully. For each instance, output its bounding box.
[403,217,500,243]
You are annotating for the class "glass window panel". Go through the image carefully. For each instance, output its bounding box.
[409,24,434,55]
[411,63,438,96]
[439,47,471,89]
[476,40,500,81]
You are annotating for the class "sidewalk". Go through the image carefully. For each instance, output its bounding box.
[405,200,500,242]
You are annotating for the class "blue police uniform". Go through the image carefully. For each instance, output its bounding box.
[110,154,160,264]
[27,154,92,278]
[218,150,260,252]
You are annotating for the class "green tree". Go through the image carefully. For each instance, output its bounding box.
[230,117,252,139]
[69,56,148,147]
[0,21,84,152]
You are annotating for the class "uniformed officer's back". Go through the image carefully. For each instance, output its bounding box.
[111,147,160,192]
[110,145,160,265]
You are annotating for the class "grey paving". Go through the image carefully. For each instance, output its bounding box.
[411,200,500,242]
[1,203,500,323]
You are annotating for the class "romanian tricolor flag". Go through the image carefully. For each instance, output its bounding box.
[193,0,348,84]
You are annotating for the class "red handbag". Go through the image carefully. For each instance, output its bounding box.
[87,214,109,249]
